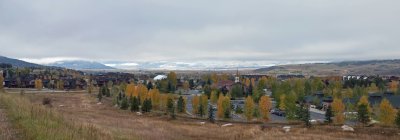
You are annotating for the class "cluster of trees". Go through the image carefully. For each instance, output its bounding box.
[156,72,178,93]
[192,94,208,117]
[325,95,400,127]
[100,81,187,118]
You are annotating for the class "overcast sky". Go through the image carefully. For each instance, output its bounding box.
[1,0,400,65]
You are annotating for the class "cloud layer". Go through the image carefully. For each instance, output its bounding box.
[1,0,399,65]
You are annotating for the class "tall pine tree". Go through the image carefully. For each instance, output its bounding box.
[325,106,333,124]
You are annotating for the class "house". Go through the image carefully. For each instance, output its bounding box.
[303,92,333,110]
[342,91,400,109]
[153,75,167,81]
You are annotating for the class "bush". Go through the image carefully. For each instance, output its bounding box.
[130,96,140,112]
[142,98,152,113]
[42,97,52,106]
[120,97,129,110]
[177,96,185,113]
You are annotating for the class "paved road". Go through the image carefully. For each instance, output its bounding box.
[5,88,87,94]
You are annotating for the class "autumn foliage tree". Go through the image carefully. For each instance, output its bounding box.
[210,91,218,104]
[259,96,272,122]
[137,84,148,104]
[217,94,225,118]
[244,96,255,121]
[389,81,399,93]
[200,94,208,116]
[183,81,190,92]
[192,95,200,115]
[331,98,345,124]
[395,110,400,128]
[34,79,43,90]
[358,95,371,114]
[125,83,135,97]
[167,71,177,92]
[379,98,396,126]
[149,88,161,109]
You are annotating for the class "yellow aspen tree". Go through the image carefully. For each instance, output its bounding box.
[244,96,255,121]
[358,95,371,113]
[192,95,200,115]
[379,98,396,126]
[149,88,161,109]
[211,73,218,84]
[279,95,286,111]
[389,81,399,93]
[217,94,225,118]
[57,80,64,90]
[259,95,272,122]
[35,79,43,90]
[343,88,353,98]
[222,95,231,119]
[183,81,190,91]
[210,91,218,104]
[368,83,379,93]
[331,98,345,124]
[125,83,135,97]
[137,84,148,104]
[244,78,251,87]
[200,94,208,114]
[159,94,168,111]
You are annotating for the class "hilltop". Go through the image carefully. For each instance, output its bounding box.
[0,56,43,68]
[254,59,400,76]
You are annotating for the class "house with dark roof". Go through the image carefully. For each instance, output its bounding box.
[342,91,400,109]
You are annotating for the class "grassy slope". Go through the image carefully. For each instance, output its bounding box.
[255,60,400,76]
[0,92,112,140]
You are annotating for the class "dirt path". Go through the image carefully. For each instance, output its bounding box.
[0,101,19,140]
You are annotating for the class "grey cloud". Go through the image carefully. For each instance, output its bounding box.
[0,0,399,65]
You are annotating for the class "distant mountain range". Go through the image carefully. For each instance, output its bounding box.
[0,56,114,70]
[254,59,400,76]
[2,55,400,75]
[0,56,43,68]
[47,60,115,70]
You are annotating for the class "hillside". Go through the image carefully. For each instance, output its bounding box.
[0,56,43,68]
[254,60,400,76]
[48,60,115,70]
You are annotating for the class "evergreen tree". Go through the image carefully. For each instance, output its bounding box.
[208,104,215,123]
[395,110,400,128]
[198,103,205,117]
[97,89,103,102]
[235,106,243,114]
[177,96,185,113]
[147,81,153,90]
[167,97,174,115]
[325,106,333,124]
[120,97,129,110]
[167,97,176,119]
[142,98,152,113]
[357,104,370,126]
[302,104,311,127]
[131,96,140,112]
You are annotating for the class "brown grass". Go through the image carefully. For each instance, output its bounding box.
[8,91,400,140]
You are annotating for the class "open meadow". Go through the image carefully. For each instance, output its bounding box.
[1,89,399,140]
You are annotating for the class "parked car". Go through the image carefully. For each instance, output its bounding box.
[271,108,286,117]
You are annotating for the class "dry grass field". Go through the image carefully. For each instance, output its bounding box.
[1,90,400,140]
